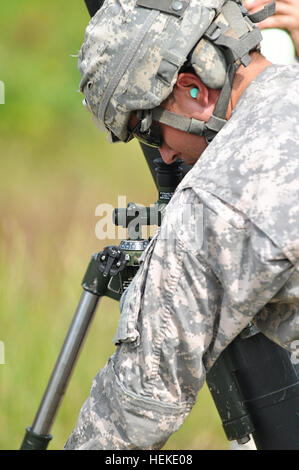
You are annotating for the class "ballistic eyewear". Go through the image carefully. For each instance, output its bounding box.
[129,117,163,149]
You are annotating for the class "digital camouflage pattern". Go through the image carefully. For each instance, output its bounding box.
[65,64,299,449]
[78,0,219,141]
[78,0,263,142]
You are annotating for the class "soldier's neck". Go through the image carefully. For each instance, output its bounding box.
[226,52,272,119]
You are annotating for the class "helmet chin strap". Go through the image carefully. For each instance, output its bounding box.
[203,62,238,143]
[148,62,237,145]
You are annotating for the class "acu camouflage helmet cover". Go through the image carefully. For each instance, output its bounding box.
[78,0,272,142]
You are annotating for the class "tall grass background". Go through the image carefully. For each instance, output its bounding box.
[0,0,227,450]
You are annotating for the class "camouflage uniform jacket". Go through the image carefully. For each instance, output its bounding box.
[65,64,299,450]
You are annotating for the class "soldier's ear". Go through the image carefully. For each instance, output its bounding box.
[176,73,209,107]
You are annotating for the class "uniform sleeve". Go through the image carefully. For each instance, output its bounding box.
[64,188,295,450]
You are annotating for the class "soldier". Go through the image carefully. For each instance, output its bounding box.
[65,0,299,449]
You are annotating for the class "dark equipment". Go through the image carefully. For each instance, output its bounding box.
[19,0,299,450]
[83,0,105,17]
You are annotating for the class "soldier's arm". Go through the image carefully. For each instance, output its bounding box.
[65,188,294,450]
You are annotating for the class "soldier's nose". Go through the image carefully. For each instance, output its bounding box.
[159,143,179,165]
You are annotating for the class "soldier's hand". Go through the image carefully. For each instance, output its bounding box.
[244,0,299,57]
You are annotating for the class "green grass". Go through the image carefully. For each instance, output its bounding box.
[0,0,228,450]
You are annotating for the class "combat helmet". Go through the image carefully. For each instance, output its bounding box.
[79,0,275,145]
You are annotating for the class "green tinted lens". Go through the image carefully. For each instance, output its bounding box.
[133,121,163,148]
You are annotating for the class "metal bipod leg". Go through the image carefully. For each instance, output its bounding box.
[20,290,101,450]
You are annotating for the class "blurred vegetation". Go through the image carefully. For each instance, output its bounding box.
[0,0,227,450]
